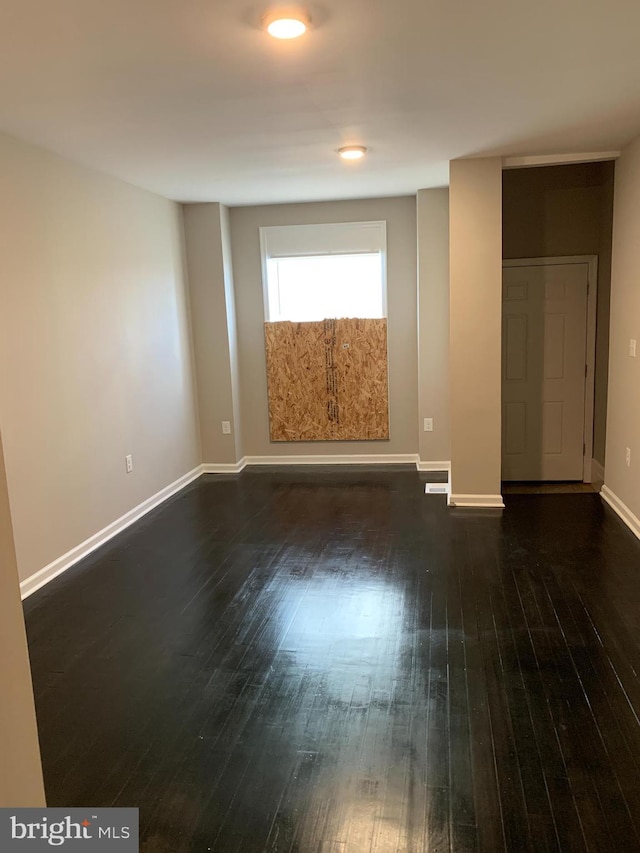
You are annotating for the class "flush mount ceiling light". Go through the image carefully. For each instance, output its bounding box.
[338,146,367,160]
[263,9,310,39]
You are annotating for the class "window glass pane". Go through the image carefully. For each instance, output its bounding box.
[267,253,383,322]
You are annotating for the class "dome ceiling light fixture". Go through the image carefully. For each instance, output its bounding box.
[263,8,310,39]
[338,145,367,161]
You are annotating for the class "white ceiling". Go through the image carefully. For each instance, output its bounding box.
[1,0,640,205]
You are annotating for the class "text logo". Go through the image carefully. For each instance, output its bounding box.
[0,808,138,851]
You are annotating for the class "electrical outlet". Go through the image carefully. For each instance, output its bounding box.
[221,421,231,435]
[423,418,433,432]
[626,447,631,468]
[125,454,133,473]
[630,339,637,358]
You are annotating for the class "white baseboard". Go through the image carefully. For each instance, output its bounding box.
[202,458,247,474]
[417,460,451,473]
[448,493,505,508]
[206,454,445,471]
[600,485,640,541]
[20,465,204,600]
[243,453,420,466]
[591,458,605,483]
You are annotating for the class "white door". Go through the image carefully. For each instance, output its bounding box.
[502,262,589,481]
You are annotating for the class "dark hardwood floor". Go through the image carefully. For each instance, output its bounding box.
[23,466,640,852]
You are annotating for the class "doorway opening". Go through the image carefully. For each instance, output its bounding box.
[501,162,615,487]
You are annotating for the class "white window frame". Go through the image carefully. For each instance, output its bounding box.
[259,221,388,323]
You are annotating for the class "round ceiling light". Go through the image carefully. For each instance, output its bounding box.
[264,10,309,39]
[338,146,367,160]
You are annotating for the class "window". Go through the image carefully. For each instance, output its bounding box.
[260,221,387,322]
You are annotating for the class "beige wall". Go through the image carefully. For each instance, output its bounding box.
[0,132,200,583]
[183,203,242,464]
[597,169,615,467]
[0,429,46,806]
[449,158,503,503]
[503,162,615,465]
[417,188,450,465]
[605,136,640,514]
[229,197,418,458]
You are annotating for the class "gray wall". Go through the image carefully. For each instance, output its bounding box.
[417,188,450,465]
[0,132,200,582]
[229,197,419,458]
[503,162,615,465]
[183,203,242,464]
[220,205,244,460]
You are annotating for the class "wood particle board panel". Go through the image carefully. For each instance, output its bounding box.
[264,318,389,442]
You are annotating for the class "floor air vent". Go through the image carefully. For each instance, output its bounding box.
[424,483,449,495]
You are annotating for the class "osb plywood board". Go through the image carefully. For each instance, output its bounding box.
[264,318,389,442]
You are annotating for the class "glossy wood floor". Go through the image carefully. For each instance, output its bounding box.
[24,467,640,852]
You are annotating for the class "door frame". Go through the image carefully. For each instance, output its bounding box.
[502,255,598,483]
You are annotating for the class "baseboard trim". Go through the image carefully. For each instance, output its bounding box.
[243,453,420,466]
[448,493,505,509]
[600,486,640,541]
[202,458,247,474]
[417,460,451,473]
[20,465,204,600]
[591,458,605,483]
